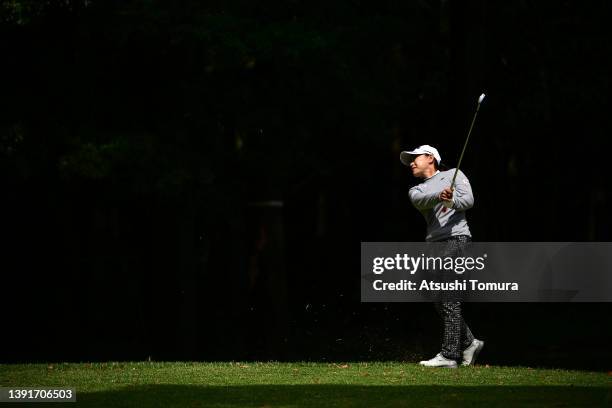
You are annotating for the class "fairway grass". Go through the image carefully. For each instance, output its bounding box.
[1,362,610,407]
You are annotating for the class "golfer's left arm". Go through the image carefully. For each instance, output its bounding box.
[450,170,474,210]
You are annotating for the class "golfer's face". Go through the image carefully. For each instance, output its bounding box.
[410,154,431,178]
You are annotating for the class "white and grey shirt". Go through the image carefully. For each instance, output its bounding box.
[408,169,474,242]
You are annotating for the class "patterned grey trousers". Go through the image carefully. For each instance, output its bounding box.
[434,235,475,361]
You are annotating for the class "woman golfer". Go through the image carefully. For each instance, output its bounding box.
[400,144,484,368]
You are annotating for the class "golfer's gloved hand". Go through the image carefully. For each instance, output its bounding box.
[439,187,454,208]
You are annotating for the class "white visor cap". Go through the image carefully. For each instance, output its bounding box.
[400,145,442,167]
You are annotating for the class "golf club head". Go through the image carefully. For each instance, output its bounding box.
[478,93,486,104]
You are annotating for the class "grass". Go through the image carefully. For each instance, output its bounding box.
[1,362,610,407]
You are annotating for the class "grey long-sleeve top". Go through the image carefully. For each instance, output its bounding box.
[408,169,474,242]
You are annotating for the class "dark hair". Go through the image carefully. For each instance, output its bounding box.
[437,161,449,171]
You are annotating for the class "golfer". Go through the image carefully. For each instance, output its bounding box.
[400,144,484,368]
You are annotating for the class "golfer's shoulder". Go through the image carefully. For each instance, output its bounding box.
[445,168,470,180]
[408,181,428,194]
[448,169,472,190]
[409,183,423,193]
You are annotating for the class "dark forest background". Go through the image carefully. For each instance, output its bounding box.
[1,0,611,369]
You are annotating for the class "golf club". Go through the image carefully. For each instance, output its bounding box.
[450,93,486,190]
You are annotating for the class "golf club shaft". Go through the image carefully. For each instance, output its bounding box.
[450,103,481,189]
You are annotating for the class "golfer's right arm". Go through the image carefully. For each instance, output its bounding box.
[408,186,440,210]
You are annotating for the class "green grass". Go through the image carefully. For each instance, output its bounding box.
[1,362,610,407]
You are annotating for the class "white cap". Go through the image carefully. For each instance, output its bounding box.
[400,145,442,167]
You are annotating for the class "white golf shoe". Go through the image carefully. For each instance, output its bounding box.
[462,339,484,366]
[418,353,458,368]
